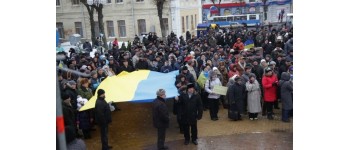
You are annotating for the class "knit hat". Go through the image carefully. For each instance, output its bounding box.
[67,80,76,86]
[187,83,195,90]
[97,89,105,97]
[265,67,272,73]
[91,70,97,77]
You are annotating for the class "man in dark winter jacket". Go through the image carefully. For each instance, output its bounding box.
[65,80,78,110]
[62,93,77,130]
[152,89,170,150]
[279,72,293,122]
[95,89,112,150]
[175,83,203,145]
[227,77,246,121]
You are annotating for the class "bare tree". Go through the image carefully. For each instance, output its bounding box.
[153,0,167,39]
[210,0,222,16]
[80,0,97,46]
[93,4,108,50]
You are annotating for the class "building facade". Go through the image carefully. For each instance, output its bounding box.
[201,0,292,23]
[56,0,202,42]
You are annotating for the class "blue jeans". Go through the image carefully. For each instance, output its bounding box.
[100,125,109,150]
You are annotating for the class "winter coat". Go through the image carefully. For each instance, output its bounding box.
[65,87,78,110]
[252,65,264,84]
[246,80,262,113]
[152,96,169,128]
[219,68,229,86]
[135,60,149,70]
[90,77,101,93]
[279,72,293,110]
[262,74,278,102]
[77,87,93,100]
[177,92,203,125]
[62,102,77,128]
[119,64,134,73]
[205,77,222,99]
[186,64,197,80]
[233,41,244,51]
[227,82,246,113]
[95,97,112,126]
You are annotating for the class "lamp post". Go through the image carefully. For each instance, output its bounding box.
[87,0,108,53]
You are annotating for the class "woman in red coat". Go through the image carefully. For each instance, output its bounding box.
[262,67,278,120]
[233,38,245,51]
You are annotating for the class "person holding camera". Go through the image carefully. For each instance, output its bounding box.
[262,67,278,120]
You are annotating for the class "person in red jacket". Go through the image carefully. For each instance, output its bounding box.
[233,38,245,51]
[262,67,279,120]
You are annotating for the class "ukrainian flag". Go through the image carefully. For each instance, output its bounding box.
[80,70,179,111]
[244,39,255,49]
[196,72,208,89]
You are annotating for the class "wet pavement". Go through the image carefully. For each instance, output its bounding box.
[84,100,293,150]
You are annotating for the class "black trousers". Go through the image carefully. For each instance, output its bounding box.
[208,98,220,119]
[100,125,109,150]
[201,90,209,109]
[176,115,183,132]
[265,102,274,116]
[82,129,91,138]
[183,122,198,141]
[249,113,258,118]
[157,128,166,149]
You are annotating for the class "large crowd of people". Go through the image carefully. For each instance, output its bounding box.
[57,24,293,149]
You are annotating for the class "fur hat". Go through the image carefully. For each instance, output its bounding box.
[187,83,195,90]
[156,89,166,96]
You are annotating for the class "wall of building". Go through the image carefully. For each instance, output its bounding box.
[56,0,174,42]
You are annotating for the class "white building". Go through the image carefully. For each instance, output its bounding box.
[56,0,202,42]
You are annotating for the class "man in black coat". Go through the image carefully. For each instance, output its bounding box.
[95,89,112,150]
[62,93,77,130]
[227,77,246,121]
[152,89,170,150]
[175,83,203,145]
[65,80,78,110]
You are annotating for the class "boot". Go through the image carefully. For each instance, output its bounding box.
[267,112,274,120]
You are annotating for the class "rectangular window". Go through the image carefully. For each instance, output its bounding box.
[117,20,126,37]
[107,21,115,37]
[249,0,256,2]
[107,0,112,3]
[249,15,257,20]
[75,22,83,37]
[94,22,100,37]
[186,16,189,30]
[116,0,123,3]
[195,14,197,27]
[162,18,169,35]
[56,22,64,38]
[72,0,79,5]
[136,0,144,2]
[137,19,146,35]
[56,0,60,6]
[191,15,194,30]
[182,16,185,33]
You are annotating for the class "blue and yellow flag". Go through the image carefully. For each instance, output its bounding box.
[196,72,208,89]
[244,39,255,49]
[80,70,179,111]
